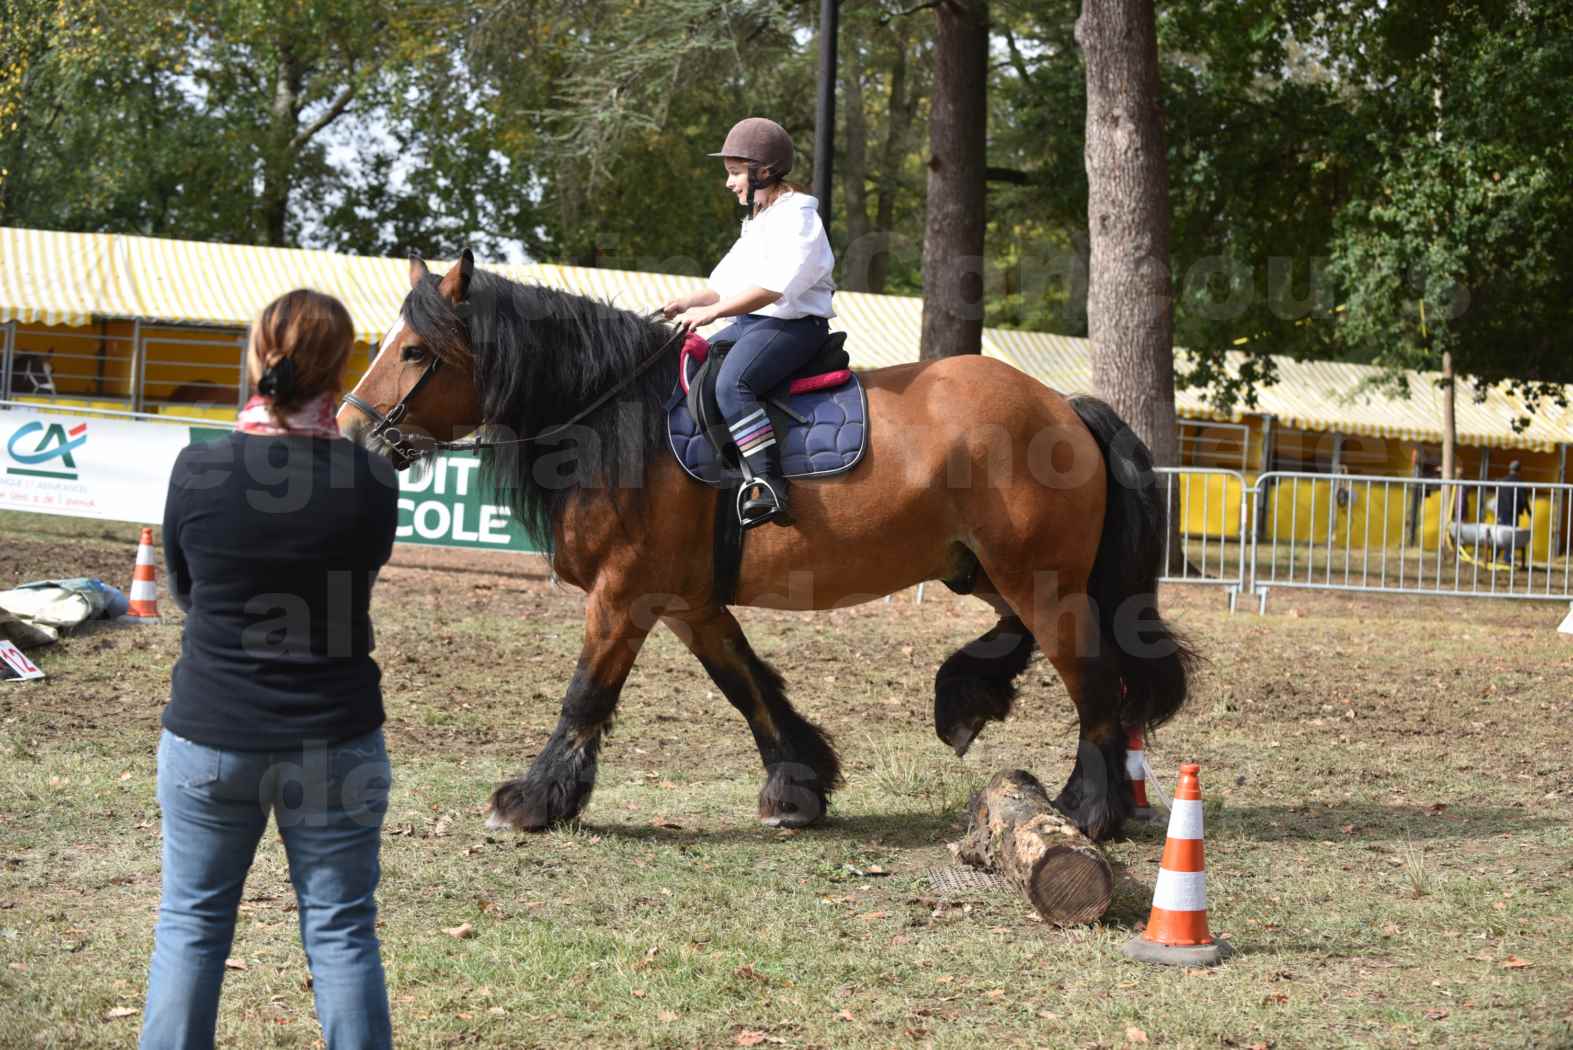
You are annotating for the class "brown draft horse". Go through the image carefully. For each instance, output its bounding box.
[337,252,1194,841]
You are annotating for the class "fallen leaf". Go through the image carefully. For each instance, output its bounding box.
[736,1032,767,1047]
[1425,1009,1450,1021]
[984,989,1005,1000]
[1037,1010,1061,1021]
[442,923,476,940]
[102,1007,138,1021]
[857,911,889,923]
[224,958,247,971]
[631,989,647,999]
[650,818,682,830]
[837,1009,855,1022]
[1126,1026,1149,1044]
[488,1007,506,1017]
[1500,956,1532,970]
[658,1010,679,1022]
[432,814,453,837]
[1263,993,1289,1006]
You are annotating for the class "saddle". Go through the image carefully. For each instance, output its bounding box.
[665,332,868,486]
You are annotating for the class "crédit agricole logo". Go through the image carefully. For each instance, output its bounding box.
[6,420,88,480]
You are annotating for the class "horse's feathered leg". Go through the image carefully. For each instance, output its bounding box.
[981,568,1131,842]
[486,593,652,832]
[933,583,1036,756]
[664,608,841,828]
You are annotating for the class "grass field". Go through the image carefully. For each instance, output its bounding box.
[1,514,1570,1049]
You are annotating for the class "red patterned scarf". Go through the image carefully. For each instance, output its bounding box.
[235,392,341,439]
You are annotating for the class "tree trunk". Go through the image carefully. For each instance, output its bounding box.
[841,39,875,292]
[920,0,988,360]
[1077,0,1178,468]
[955,770,1114,925]
[868,25,916,295]
[261,51,304,247]
[1078,0,1184,572]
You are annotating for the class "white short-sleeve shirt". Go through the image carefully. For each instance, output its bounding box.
[708,191,836,320]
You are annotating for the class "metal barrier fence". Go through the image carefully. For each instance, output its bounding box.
[1150,466,1573,612]
[1247,471,1572,610]
[1155,467,1250,611]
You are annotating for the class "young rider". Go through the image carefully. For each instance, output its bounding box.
[662,116,836,528]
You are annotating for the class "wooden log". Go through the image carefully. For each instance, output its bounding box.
[955,769,1114,925]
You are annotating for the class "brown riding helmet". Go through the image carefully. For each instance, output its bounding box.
[709,117,794,181]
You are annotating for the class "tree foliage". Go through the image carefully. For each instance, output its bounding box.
[0,0,1568,417]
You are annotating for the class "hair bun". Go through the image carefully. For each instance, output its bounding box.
[258,356,299,400]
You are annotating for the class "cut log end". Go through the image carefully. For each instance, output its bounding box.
[1025,844,1115,926]
[955,769,1114,925]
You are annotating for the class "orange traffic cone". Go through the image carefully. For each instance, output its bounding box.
[1125,726,1159,823]
[1123,762,1232,966]
[125,527,160,624]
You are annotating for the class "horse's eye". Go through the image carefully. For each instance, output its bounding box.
[400,345,428,363]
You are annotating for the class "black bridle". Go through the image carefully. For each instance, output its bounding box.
[340,352,447,466]
[340,304,687,465]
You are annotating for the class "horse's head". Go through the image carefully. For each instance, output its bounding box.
[338,251,486,469]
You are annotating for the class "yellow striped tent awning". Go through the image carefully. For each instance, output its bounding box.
[2,226,1569,451]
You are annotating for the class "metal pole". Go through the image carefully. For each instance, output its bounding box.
[1555,444,1568,565]
[1,320,15,401]
[813,0,839,230]
[236,333,251,411]
[1255,414,1275,541]
[131,318,145,413]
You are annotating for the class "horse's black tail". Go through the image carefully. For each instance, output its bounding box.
[1069,395,1196,734]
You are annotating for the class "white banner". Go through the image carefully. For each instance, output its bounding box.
[0,406,541,554]
[0,409,192,523]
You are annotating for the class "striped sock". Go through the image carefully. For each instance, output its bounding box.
[729,409,777,460]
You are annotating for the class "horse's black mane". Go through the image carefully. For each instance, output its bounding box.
[404,268,680,551]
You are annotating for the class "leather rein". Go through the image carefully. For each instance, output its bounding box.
[340,307,687,463]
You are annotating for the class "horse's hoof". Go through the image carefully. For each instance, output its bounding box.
[1052,788,1127,843]
[942,717,984,758]
[486,778,578,832]
[758,764,828,828]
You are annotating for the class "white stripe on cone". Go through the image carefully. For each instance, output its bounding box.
[1152,868,1208,912]
[135,546,155,566]
[1125,751,1145,778]
[130,580,158,601]
[1165,799,1204,841]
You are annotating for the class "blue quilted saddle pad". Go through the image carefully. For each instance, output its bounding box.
[665,376,868,486]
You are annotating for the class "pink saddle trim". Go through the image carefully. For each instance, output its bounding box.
[682,331,711,363]
[787,369,853,396]
[677,331,852,397]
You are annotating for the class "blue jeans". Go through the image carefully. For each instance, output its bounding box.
[141,729,393,1050]
[712,314,829,472]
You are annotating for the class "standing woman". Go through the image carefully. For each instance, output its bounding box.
[142,289,400,1050]
[662,116,836,528]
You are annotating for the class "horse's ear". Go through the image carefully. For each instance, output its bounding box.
[438,248,474,304]
[409,253,430,289]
